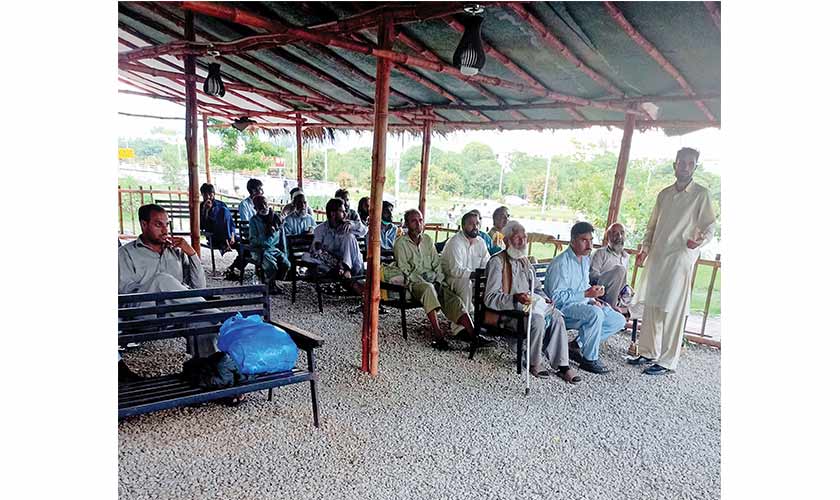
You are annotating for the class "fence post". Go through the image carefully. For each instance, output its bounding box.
[129,187,136,234]
[118,186,124,235]
[700,254,721,337]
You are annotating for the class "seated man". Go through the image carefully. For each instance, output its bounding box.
[440,211,494,348]
[484,221,580,383]
[249,195,291,294]
[335,188,361,222]
[544,222,626,374]
[368,200,400,251]
[468,209,503,256]
[118,204,217,380]
[281,186,315,219]
[357,196,371,225]
[308,197,367,278]
[488,205,510,251]
[590,222,633,309]
[200,183,238,276]
[283,192,316,236]
[392,209,453,350]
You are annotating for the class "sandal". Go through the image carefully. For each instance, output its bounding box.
[220,394,245,407]
[558,367,582,384]
[430,338,451,351]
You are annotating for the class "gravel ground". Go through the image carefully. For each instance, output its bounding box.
[119,252,720,500]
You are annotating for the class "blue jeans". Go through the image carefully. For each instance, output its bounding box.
[561,302,626,361]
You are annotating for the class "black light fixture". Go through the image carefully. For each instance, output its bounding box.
[203,62,226,97]
[231,117,256,132]
[453,5,486,76]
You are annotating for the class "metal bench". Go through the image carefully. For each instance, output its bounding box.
[117,284,324,426]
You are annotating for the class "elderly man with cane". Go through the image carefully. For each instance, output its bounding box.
[484,221,581,385]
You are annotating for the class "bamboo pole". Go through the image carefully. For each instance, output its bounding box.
[202,114,211,184]
[291,119,717,130]
[704,1,721,30]
[362,16,394,377]
[296,114,304,188]
[418,119,432,216]
[605,113,637,230]
[395,94,721,113]
[184,12,201,255]
[118,185,124,235]
[602,2,717,122]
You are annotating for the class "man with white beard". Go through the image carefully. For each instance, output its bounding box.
[484,221,580,383]
[590,223,632,308]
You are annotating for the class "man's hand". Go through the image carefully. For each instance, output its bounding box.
[337,221,352,234]
[169,236,196,256]
[687,239,702,249]
[584,285,605,298]
[636,251,647,267]
[513,293,531,305]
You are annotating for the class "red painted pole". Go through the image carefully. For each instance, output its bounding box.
[184,12,201,255]
[296,113,304,188]
[202,114,211,184]
[418,119,431,216]
[605,113,636,233]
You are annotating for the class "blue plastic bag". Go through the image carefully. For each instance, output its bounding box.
[218,313,299,375]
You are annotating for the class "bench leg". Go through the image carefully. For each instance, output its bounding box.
[468,337,478,360]
[267,388,273,401]
[291,272,297,303]
[210,247,216,274]
[307,350,321,428]
[400,306,407,339]
[315,283,324,313]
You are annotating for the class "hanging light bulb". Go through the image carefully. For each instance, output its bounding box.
[231,117,256,132]
[203,62,225,97]
[453,5,486,76]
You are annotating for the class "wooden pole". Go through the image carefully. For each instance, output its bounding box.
[700,255,721,337]
[296,113,304,188]
[118,186,124,235]
[202,114,211,184]
[362,16,394,377]
[184,11,201,254]
[605,113,636,232]
[418,119,431,216]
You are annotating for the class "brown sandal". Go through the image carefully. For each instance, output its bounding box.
[559,367,582,384]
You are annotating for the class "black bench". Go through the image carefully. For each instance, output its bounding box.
[469,262,551,373]
[118,284,324,426]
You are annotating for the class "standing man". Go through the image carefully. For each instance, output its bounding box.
[238,178,263,224]
[488,206,510,251]
[629,147,716,375]
[544,222,626,374]
[441,211,494,347]
[590,223,632,309]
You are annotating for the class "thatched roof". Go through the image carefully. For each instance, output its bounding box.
[117,2,720,138]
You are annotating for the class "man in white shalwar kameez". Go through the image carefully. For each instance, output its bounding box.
[628,147,716,375]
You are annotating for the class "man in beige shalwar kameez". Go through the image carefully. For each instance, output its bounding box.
[629,147,716,375]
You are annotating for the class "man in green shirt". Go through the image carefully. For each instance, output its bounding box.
[394,209,492,351]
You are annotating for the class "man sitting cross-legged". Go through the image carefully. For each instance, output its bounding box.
[545,222,626,374]
[440,211,495,350]
[249,195,291,294]
[392,209,455,350]
[484,221,580,383]
[117,205,217,378]
[307,197,367,279]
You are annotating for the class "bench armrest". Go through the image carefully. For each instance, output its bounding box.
[267,319,324,350]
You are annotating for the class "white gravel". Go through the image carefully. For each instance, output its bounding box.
[119,252,720,500]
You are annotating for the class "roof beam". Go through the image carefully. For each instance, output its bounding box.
[396,93,720,113]
[603,1,717,121]
[307,2,500,33]
[704,2,721,30]
[443,15,585,121]
[130,4,645,117]
[124,4,352,124]
[288,119,719,131]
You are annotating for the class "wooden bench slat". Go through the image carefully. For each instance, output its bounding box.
[119,309,264,331]
[118,285,266,304]
[119,296,268,318]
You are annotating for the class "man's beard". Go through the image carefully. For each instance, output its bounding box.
[465,229,479,239]
[608,240,624,253]
[507,245,528,260]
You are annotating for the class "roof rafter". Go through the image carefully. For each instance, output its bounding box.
[602,1,717,121]
[124,3,352,124]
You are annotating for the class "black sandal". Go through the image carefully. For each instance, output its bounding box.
[430,339,451,351]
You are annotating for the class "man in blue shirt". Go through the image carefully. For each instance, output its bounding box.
[283,192,316,236]
[200,183,236,253]
[369,200,399,251]
[544,221,626,374]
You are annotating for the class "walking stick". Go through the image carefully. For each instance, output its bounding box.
[525,266,536,396]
